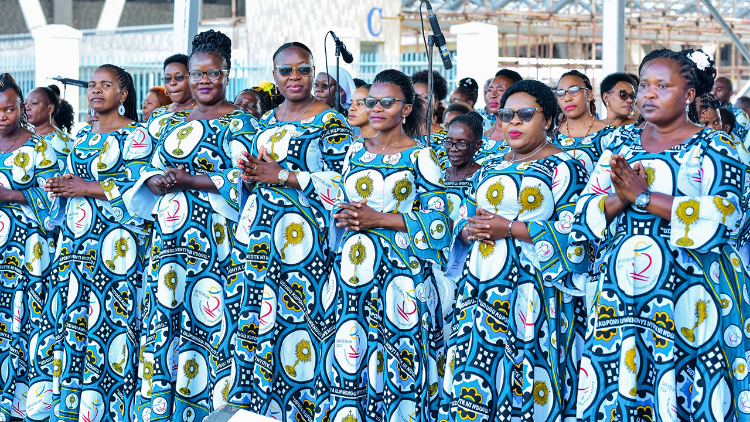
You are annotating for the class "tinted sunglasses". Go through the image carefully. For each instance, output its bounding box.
[497,107,540,123]
[275,65,313,77]
[608,90,636,101]
[162,74,188,84]
[364,96,407,109]
[188,69,229,82]
[553,86,589,99]
[444,140,478,151]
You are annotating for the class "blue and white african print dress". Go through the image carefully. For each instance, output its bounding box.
[477,108,495,132]
[0,134,59,421]
[438,152,590,422]
[127,110,258,422]
[727,103,750,145]
[229,109,352,420]
[422,130,449,169]
[315,139,450,422]
[46,123,153,422]
[552,125,618,173]
[571,127,750,421]
[43,130,73,171]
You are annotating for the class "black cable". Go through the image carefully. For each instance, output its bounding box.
[324,31,333,111]
[419,0,433,138]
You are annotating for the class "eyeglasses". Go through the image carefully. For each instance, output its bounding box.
[314,82,337,91]
[162,74,188,84]
[188,69,229,82]
[497,107,540,123]
[364,96,407,109]
[274,64,313,77]
[444,140,478,151]
[553,86,590,99]
[607,90,636,102]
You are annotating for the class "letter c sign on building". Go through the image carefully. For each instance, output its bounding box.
[368,7,383,37]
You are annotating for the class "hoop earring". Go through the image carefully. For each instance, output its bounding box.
[118,103,125,116]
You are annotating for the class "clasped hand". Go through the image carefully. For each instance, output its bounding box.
[238,146,283,187]
[44,174,93,198]
[151,165,194,195]
[464,207,509,245]
[334,200,382,231]
[609,154,648,204]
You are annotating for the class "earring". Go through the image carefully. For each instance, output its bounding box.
[402,116,406,124]
[118,103,125,116]
[89,108,95,117]
[605,102,609,107]
[685,100,690,104]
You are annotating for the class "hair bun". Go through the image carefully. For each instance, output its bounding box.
[458,77,478,91]
[191,30,232,70]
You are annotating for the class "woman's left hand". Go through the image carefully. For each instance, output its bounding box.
[240,147,284,185]
[466,207,508,245]
[609,154,648,203]
[44,174,94,198]
[332,200,382,231]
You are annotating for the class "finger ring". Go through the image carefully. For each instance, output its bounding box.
[253,164,258,170]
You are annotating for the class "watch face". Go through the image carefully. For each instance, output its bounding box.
[636,193,648,207]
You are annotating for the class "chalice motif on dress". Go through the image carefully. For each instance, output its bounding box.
[173,126,193,156]
[179,357,200,395]
[285,339,312,377]
[681,300,708,342]
[112,345,127,373]
[391,176,412,211]
[348,239,366,285]
[675,199,700,246]
[280,222,305,259]
[96,142,109,169]
[164,266,179,306]
[25,242,43,271]
[35,139,52,166]
[106,238,129,270]
[485,180,504,213]
[268,128,287,161]
[14,151,31,182]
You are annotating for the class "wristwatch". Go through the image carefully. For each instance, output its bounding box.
[278,169,290,186]
[635,188,651,210]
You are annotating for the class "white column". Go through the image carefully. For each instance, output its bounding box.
[18,0,46,31]
[32,25,83,122]
[173,0,201,55]
[602,0,626,76]
[451,22,499,110]
[96,0,126,31]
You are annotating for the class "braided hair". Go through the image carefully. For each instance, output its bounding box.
[96,64,138,121]
[638,48,716,124]
[37,86,75,134]
[559,69,596,116]
[190,30,232,71]
[454,77,479,105]
[372,69,426,139]
[411,70,448,103]
[447,111,483,141]
[0,73,29,129]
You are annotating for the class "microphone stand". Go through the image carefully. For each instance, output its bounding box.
[334,42,342,115]
[425,35,435,144]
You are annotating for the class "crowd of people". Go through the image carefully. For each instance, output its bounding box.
[1,27,750,422]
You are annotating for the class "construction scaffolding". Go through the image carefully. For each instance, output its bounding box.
[401,0,750,94]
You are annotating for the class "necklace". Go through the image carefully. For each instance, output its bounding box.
[510,141,548,163]
[0,129,22,155]
[451,162,477,180]
[281,97,315,122]
[566,116,595,156]
[377,135,406,151]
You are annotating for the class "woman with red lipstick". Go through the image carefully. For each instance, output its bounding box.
[316,68,449,422]
[128,30,258,421]
[572,49,750,421]
[43,64,152,422]
[146,54,196,140]
[439,79,589,422]
[554,70,615,173]
[601,72,637,127]
[232,41,352,418]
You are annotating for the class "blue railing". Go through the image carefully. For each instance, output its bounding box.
[1,56,35,99]
[358,52,458,93]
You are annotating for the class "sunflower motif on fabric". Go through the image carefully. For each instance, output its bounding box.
[487,299,510,333]
[282,282,306,312]
[348,239,367,285]
[179,357,200,395]
[14,151,31,181]
[624,347,638,396]
[74,316,87,342]
[106,237,129,270]
[186,238,201,265]
[280,222,305,259]
[485,180,504,213]
[391,176,412,211]
[285,339,312,377]
[712,197,736,224]
[197,157,215,172]
[3,256,19,279]
[643,166,656,187]
[355,174,374,199]
[240,322,258,352]
[398,349,414,381]
[457,386,483,420]
[652,311,675,348]
[533,380,550,405]
[681,300,708,342]
[478,242,494,259]
[164,266,179,306]
[214,223,226,245]
[675,199,700,246]
[595,305,617,341]
[323,116,347,144]
[518,184,543,215]
[173,126,193,156]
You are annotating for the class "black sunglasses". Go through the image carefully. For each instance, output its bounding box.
[275,64,313,77]
[608,90,636,101]
[497,107,540,123]
[364,96,407,109]
[444,139,478,151]
[553,86,589,99]
[162,74,188,84]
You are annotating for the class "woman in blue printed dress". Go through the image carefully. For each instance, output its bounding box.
[0,74,59,421]
[572,49,750,422]
[145,54,196,142]
[438,80,590,422]
[315,68,449,422]
[128,31,258,422]
[26,85,76,171]
[230,41,352,420]
[553,70,617,174]
[43,64,152,422]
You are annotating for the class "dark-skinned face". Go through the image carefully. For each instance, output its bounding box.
[188,52,229,106]
[502,92,551,155]
[637,57,696,126]
[88,68,127,115]
[367,82,412,133]
[446,122,480,168]
[273,47,314,103]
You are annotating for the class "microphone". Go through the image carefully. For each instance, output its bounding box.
[425,1,453,70]
[330,31,354,64]
[52,76,89,88]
